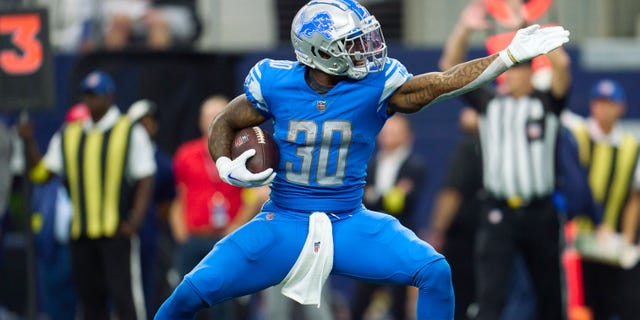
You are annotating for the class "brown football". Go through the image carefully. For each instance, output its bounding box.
[231,127,279,173]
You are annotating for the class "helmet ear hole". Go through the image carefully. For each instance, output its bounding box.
[312,47,331,60]
[318,51,331,59]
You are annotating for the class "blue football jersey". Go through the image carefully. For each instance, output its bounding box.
[244,58,412,212]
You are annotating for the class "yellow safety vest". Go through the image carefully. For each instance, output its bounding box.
[571,123,640,231]
[62,116,132,239]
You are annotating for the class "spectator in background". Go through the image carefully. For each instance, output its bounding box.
[127,99,177,317]
[0,115,14,227]
[35,0,99,52]
[28,103,89,320]
[36,0,201,52]
[0,113,23,319]
[170,95,266,320]
[352,114,427,320]
[427,106,483,320]
[0,113,16,273]
[439,1,571,319]
[564,79,640,320]
[102,0,201,50]
[18,70,155,320]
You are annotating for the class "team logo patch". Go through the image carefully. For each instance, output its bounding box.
[317,100,327,112]
[86,72,101,86]
[598,80,615,95]
[266,213,275,220]
[297,12,334,40]
[314,241,321,253]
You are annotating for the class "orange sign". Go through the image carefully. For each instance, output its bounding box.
[485,0,553,26]
[0,9,53,111]
[0,13,43,75]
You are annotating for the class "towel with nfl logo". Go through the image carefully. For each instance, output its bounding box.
[281,211,334,307]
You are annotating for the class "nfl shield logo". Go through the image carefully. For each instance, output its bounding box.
[314,241,321,253]
[317,100,327,112]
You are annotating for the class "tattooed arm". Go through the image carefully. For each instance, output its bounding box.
[390,19,570,114]
[208,94,266,162]
[389,54,505,113]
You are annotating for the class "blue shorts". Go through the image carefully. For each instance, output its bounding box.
[183,200,444,306]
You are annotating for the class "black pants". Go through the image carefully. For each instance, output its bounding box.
[176,235,244,320]
[474,197,562,320]
[70,236,144,320]
[444,230,476,320]
[153,224,177,314]
[582,260,640,320]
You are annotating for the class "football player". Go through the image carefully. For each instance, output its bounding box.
[155,1,569,319]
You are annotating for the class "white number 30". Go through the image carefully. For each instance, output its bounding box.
[285,120,352,186]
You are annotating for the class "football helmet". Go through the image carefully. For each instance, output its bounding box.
[291,0,387,80]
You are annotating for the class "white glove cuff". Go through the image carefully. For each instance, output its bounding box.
[215,156,233,180]
[499,49,518,68]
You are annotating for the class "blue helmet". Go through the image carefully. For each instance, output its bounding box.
[291,0,387,80]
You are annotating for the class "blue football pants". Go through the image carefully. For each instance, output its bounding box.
[156,201,454,319]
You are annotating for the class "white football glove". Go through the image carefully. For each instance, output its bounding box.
[215,149,276,188]
[499,24,570,67]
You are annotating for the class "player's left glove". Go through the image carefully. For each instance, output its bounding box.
[215,149,276,188]
[500,24,570,67]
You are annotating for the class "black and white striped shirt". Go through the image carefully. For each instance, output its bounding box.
[464,87,565,201]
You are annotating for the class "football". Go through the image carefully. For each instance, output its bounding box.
[231,126,279,173]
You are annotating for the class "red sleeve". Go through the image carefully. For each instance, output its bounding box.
[172,146,188,186]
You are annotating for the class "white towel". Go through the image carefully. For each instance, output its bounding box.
[54,186,73,244]
[281,212,334,307]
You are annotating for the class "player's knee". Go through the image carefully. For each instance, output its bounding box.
[414,258,453,294]
[413,259,455,320]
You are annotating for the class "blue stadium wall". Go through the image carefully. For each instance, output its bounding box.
[22,46,640,231]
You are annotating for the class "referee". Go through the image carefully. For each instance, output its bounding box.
[439,5,571,320]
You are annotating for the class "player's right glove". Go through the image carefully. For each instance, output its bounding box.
[215,149,276,188]
[500,24,570,67]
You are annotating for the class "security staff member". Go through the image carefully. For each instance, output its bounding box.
[19,70,155,320]
[439,6,571,320]
[567,79,640,320]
